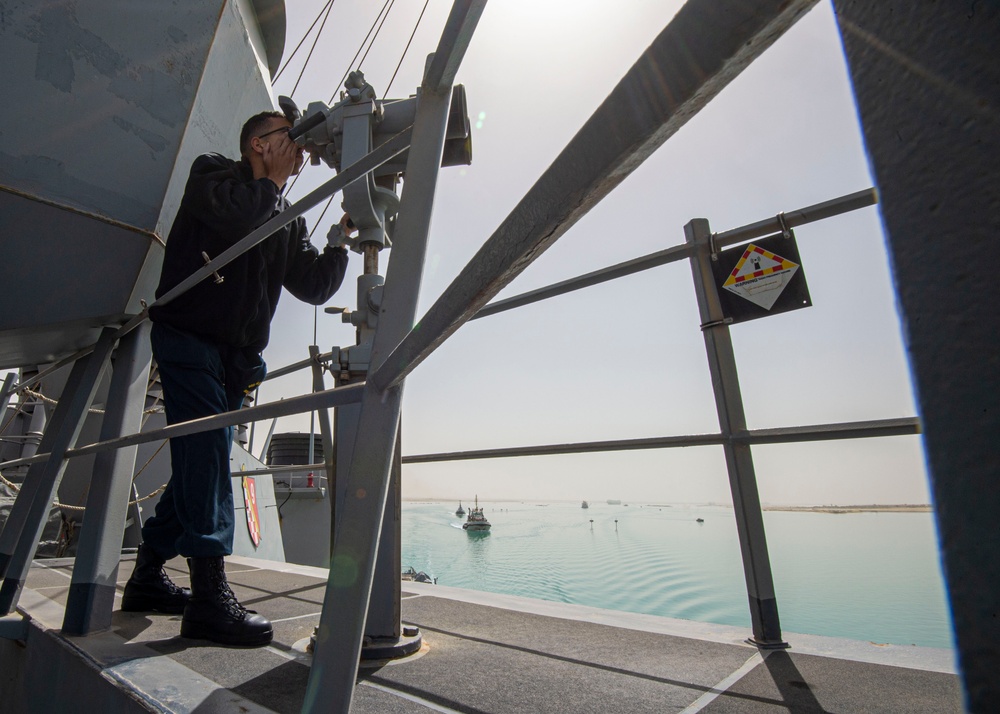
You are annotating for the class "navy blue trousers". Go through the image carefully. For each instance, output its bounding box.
[141,323,265,559]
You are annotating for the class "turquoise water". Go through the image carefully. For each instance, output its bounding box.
[401,501,955,649]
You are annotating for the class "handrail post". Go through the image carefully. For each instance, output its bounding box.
[63,321,153,635]
[685,218,786,648]
[304,84,455,714]
[303,3,486,708]
[0,328,118,615]
[0,373,14,430]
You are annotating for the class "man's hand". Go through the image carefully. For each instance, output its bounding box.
[327,213,358,250]
[261,130,301,189]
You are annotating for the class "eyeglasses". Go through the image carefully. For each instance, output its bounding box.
[256,126,290,141]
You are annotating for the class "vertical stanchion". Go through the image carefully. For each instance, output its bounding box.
[303,71,457,714]
[331,369,406,653]
[0,328,118,615]
[63,321,153,635]
[309,345,336,494]
[0,373,15,431]
[685,218,787,648]
[365,425,403,648]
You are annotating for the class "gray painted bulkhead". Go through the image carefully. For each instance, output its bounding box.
[0,0,285,368]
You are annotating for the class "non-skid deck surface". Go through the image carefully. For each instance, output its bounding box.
[15,556,963,713]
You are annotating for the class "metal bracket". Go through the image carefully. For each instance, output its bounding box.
[700,316,734,330]
[776,212,794,240]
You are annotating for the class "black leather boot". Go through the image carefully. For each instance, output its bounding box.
[121,544,191,614]
[181,556,272,647]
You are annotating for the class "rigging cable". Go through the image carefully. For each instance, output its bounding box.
[273,0,335,82]
[300,0,400,235]
[290,0,339,98]
[358,0,398,70]
[329,0,394,104]
[384,0,431,99]
[285,0,397,204]
[288,0,421,240]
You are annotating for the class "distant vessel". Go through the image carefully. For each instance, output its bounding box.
[696,518,705,523]
[581,501,589,509]
[463,495,491,532]
[455,501,465,516]
[607,499,622,505]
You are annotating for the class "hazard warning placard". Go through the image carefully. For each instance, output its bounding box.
[710,232,811,323]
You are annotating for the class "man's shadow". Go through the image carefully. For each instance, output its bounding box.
[760,650,830,713]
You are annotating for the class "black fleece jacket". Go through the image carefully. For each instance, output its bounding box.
[149,153,349,352]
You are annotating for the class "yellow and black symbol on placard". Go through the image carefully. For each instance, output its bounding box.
[710,231,812,324]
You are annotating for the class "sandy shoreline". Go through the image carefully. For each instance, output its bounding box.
[403,501,933,514]
[762,504,932,514]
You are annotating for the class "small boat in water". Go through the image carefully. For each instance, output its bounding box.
[463,495,491,532]
[581,501,589,509]
[401,566,436,584]
[455,501,465,516]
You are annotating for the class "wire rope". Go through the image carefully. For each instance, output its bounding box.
[290,0,339,98]
[384,0,431,99]
[274,0,335,81]
[329,0,394,104]
[358,0,397,70]
[284,0,395,223]
[303,0,409,236]
[288,0,420,244]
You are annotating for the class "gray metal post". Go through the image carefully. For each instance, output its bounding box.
[0,373,14,430]
[303,3,484,705]
[366,426,402,648]
[0,328,118,614]
[126,482,145,545]
[305,85,455,713]
[309,345,336,493]
[63,321,152,635]
[332,372,403,651]
[685,218,785,648]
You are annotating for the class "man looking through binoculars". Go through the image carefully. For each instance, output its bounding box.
[122,110,354,647]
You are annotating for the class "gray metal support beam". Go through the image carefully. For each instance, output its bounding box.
[712,188,877,250]
[370,0,819,392]
[686,218,784,648]
[0,328,117,615]
[304,4,485,709]
[63,321,153,635]
[832,4,999,709]
[401,416,920,464]
[0,382,366,473]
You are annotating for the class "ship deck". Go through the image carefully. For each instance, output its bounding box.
[3,555,963,713]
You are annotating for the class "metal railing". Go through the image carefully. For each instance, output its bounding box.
[0,0,931,711]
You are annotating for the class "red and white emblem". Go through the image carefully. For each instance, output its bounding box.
[242,475,261,548]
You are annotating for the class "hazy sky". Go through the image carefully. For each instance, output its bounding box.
[3,0,930,506]
[253,0,930,506]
